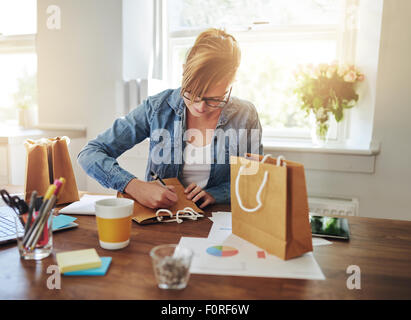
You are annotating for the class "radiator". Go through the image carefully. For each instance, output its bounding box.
[308,196,359,216]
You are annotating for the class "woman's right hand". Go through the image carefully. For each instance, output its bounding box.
[124,178,178,209]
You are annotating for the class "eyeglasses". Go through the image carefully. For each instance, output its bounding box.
[183,87,232,109]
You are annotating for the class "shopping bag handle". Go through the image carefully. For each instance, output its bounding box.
[235,154,286,213]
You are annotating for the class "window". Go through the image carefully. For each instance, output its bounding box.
[166,0,357,143]
[0,0,37,126]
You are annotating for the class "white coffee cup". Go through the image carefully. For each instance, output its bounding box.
[95,198,134,250]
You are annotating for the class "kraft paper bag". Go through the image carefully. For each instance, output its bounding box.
[230,153,313,260]
[24,139,50,203]
[118,178,204,224]
[24,136,79,205]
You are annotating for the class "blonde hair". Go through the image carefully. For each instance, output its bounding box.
[181,28,241,101]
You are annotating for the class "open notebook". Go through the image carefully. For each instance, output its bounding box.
[117,178,204,224]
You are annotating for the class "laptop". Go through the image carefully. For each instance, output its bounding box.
[0,206,25,244]
[0,202,79,245]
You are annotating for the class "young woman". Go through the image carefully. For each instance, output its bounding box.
[78,28,263,209]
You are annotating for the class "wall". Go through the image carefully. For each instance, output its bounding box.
[368,0,411,219]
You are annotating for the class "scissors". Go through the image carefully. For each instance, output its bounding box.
[0,189,29,217]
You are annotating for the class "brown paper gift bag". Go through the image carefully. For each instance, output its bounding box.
[24,139,50,202]
[118,178,204,224]
[230,153,313,260]
[24,136,79,205]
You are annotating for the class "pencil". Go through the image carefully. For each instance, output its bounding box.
[22,185,56,247]
[25,179,64,249]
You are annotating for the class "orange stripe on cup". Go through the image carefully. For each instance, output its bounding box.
[96,216,131,243]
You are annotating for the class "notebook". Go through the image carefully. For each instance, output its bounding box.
[59,194,116,215]
[52,214,78,231]
[117,178,204,224]
[56,248,102,273]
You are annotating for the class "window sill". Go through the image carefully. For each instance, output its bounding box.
[0,124,87,185]
[262,138,380,173]
[263,139,380,156]
[0,125,87,144]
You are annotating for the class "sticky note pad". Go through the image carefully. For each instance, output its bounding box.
[52,214,77,231]
[56,248,102,274]
[63,257,112,276]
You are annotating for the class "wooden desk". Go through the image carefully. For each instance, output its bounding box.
[1,203,411,299]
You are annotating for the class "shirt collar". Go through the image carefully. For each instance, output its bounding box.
[166,88,185,117]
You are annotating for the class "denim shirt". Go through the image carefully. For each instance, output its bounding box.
[77,87,263,204]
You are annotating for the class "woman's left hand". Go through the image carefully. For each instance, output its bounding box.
[184,183,216,208]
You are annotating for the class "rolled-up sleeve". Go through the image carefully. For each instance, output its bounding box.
[78,99,152,192]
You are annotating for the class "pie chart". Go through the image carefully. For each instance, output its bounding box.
[206,245,239,257]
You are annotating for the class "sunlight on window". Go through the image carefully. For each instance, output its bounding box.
[0,54,37,125]
[168,0,342,32]
[235,39,336,130]
[0,0,37,35]
[0,1,37,124]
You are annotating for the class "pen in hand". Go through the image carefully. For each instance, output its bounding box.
[150,170,166,186]
[125,177,178,209]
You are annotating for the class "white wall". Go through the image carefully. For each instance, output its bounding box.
[368,0,411,219]
[37,0,123,131]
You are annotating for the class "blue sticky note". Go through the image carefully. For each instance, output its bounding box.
[52,214,77,231]
[63,257,112,276]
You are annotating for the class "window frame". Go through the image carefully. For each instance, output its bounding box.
[164,0,357,144]
[0,34,36,54]
[0,34,36,124]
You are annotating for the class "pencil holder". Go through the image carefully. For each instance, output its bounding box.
[14,212,54,260]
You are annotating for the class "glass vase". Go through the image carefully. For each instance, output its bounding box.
[310,111,330,147]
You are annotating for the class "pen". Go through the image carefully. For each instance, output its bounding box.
[23,184,56,247]
[35,196,43,211]
[58,177,66,195]
[24,191,37,234]
[27,179,65,250]
[150,170,166,186]
[27,197,56,250]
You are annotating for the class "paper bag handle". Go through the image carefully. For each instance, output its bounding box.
[235,154,286,213]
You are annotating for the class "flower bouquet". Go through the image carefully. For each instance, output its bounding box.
[293,62,364,145]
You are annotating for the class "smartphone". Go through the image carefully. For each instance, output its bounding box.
[310,214,350,240]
